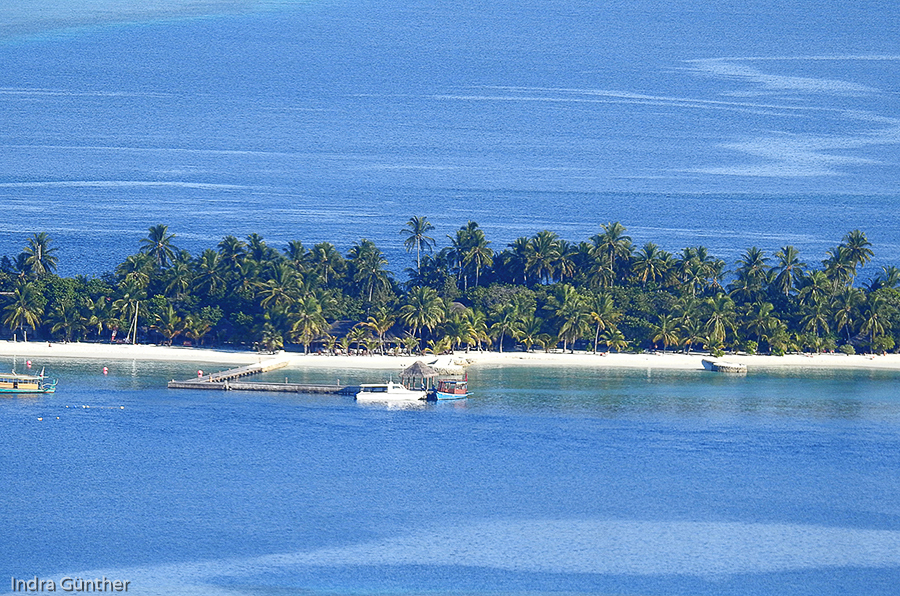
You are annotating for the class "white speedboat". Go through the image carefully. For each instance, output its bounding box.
[355,381,427,402]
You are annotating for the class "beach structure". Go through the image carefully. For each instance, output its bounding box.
[167,358,357,394]
[399,360,438,391]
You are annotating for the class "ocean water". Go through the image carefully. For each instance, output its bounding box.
[2,3,900,593]
[1,359,900,595]
[1,0,900,276]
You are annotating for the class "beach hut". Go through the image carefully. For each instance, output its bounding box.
[400,360,438,391]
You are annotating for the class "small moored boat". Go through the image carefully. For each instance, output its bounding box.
[701,359,747,374]
[430,377,470,400]
[0,368,58,394]
[355,381,427,402]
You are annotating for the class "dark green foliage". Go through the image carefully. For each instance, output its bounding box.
[1,225,897,355]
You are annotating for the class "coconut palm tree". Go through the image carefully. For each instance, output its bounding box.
[704,294,736,346]
[601,328,628,353]
[309,242,343,286]
[463,227,493,288]
[361,308,395,355]
[588,293,620,353]
[798,270,831,307]
[526,230,561,284]
[590,222,632,283]
[140,224,178,268]
[348,239,391,303]
[401,216,436,276]
[22,232,59,276]
[291,295,328,353]
[3,282,44,341]
[256,262,300,310]
[841,229,874,273]
[631,242,668,287]
[651,314,680,352]
[860,293,890,349]
[771,245,806,296]
[831,287,862,343]
[398,286,444,349]
[217,235,247,277]
[48,299,86,342]
[151,305,183,345]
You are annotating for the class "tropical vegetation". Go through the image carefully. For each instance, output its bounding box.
[2,223,899,357]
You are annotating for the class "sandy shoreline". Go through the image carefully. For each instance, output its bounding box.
[1,340,900,373]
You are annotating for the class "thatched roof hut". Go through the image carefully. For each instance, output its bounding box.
[400,360,438,389]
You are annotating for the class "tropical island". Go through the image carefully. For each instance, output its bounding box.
[1,220,899,370]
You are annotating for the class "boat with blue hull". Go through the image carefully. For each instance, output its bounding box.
[430,377,470,400]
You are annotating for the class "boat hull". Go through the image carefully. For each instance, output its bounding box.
[432,391,469,400]
[355,381,426,402]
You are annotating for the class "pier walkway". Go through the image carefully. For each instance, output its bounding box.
[166,356,358,395]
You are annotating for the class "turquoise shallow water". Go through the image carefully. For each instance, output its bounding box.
[2,358,899,595]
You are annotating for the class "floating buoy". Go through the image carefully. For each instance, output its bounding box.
[103,367,108,375]
[26,360,32,368]
[198,370,203,378]
[37,417,42,421]
[120,406,124,409]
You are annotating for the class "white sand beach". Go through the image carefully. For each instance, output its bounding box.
[1,340,900,373]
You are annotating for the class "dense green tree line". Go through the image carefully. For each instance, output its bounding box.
[2,220,899,356]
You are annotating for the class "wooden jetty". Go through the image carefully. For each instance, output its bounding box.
[166,357,358,395]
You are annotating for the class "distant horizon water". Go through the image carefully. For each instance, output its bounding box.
[1,0,898,278]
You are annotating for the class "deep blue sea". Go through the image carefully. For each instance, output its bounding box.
[1,0,900,277]
[2,359,900,595]
[2,1,900,593]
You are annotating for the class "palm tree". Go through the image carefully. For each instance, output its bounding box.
[3,282,44,341]
[631,242,668,286]
[591,222,632,282]
[348,239,391,303]
[290,295,328,353]
[217,235,247,276]
[116,253,153,288]
[518,315,544,352]
[401,216,436,276]
[651,314,680,352]
[832,287,862,343]
[601,328,628,353]
[771,246,805,296]
[704,294,736,346]
[398,286,444,349]
[361,308,395,355]
[823,245,855,290]
[284,240,308,271]
[192,249,225,297]
[309,242,343,286]
[48,299,86,342]
[526,230,561,284]
[256,262,300,310]
[798,270,831,307]
[22,232,59,276]
[140,224,178,268]
[588,293,620,353]
[860,293,890,349]
[151,305,183,345]
[730,247,770,303]
[463,227,493,288]
[489,301,524,353]
[112,279,147,344]
[841,229,874,273]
